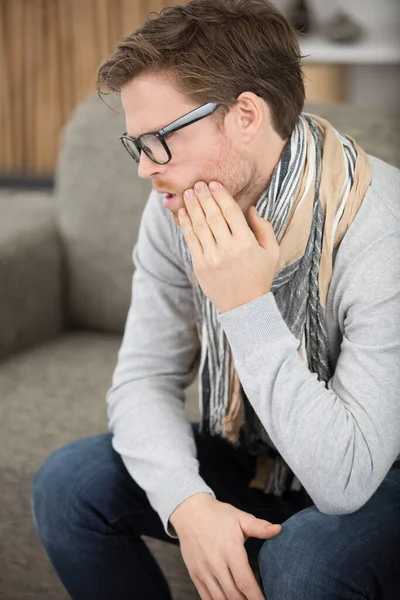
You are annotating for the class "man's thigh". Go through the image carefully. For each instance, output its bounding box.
[259,461,400,600]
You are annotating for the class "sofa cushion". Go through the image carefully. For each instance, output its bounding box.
[56,93,151,333]
[0,189,63,360]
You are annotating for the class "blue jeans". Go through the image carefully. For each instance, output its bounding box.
[31,425,400,599]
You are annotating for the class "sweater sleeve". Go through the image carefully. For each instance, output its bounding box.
[218,233,400,514]
[107,191,215,536]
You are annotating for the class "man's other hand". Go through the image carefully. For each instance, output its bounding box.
[169,493,281,599]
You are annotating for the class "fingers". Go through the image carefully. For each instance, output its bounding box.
[193,553,260,600]
[181,181,249,249]
[213,565,247,600]
[195,574,231,600]
[208,181,249,238]
[178,204,204,259]
[229,547,266,600]
[201,576,230,600]
[195,578,215,600]
[183,187,218,251]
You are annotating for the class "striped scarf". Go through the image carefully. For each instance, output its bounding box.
[176,113,372,497]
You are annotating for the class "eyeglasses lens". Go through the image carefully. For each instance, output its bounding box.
[140,134,169,164]
[123,134,169,164]
[122,138,140,162]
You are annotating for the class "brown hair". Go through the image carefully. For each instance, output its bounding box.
[97,0,305,138]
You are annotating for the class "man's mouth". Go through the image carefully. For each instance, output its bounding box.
[161,193,178,208]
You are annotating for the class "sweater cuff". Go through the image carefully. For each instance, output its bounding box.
[218,292,298,356]
[140,466,216,538]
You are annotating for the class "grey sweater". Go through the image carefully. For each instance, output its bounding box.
[107,155,400,536]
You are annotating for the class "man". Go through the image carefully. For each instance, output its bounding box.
[31,0,400,598]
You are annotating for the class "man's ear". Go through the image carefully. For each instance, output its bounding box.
[229,92,266,143]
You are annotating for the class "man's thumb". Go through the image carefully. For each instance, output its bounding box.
[241,515,281,540]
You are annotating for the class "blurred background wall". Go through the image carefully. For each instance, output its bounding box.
[0,0,399,180]
[275,0,400,114]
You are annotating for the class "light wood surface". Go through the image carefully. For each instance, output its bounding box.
[0,1,346,177]
[303,64,347,103]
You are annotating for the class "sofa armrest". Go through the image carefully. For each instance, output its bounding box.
[0,189,64,360]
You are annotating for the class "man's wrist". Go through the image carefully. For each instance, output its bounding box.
[169,492,215,532]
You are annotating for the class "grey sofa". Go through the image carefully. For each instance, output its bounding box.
[0,93,399,600]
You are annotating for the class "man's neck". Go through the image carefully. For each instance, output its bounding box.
[237,137,288,221]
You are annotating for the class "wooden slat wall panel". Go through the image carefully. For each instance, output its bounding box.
[9,1,24,171]
[0,2,13,172]
[71,0,100,108]
[38,0,60,172]
[95,0,112,64]
[0,0,177,176]
[58,0,76,126]
[109,0,123,50]
[34,0,49,173]
[121,0,141,38]
[23,0,39,171]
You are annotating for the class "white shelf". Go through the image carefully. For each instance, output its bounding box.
[300,31,400,65]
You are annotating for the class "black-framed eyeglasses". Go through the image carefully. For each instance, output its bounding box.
[119,102,220,166]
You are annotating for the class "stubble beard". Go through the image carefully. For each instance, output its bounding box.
[170,135,265,228]
[222,143,266,223]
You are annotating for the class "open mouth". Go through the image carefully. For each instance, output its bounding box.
[162,193,177,208]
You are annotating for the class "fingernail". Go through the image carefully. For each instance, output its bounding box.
[184,189,194,201]
[194,181,206,192]
[209,181,220,191]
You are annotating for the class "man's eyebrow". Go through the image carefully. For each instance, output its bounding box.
[128,114,182,139]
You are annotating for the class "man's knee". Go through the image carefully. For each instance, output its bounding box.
[258,507,346,599]
[31,434,114,544]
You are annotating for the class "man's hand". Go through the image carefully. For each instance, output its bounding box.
[178,181,280,314]
[170,493,281,600]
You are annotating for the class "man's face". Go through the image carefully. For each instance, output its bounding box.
[121,73,256,225]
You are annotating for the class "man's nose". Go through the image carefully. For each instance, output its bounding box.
[137,152,165,179]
